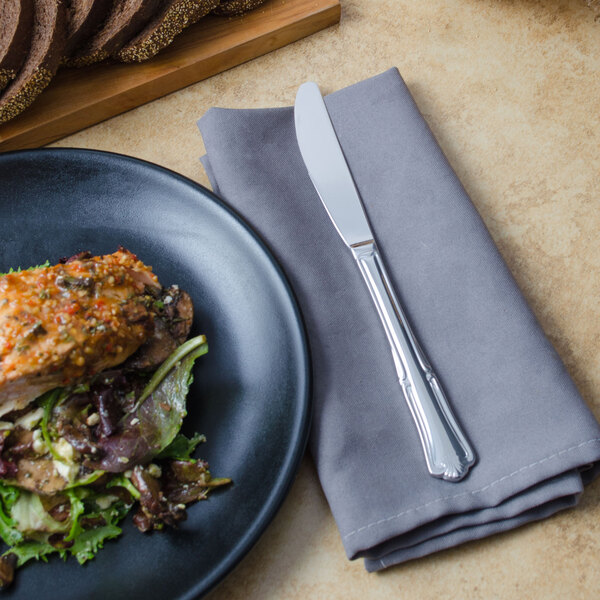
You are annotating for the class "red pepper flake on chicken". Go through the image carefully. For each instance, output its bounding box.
[0,248,193,417]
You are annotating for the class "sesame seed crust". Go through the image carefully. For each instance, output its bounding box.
[213,0,268,16]
[66,0,162,69]
[0,67,53,124]
[0,69,17,93]
[117,0,219,63]
[63,49,109,68]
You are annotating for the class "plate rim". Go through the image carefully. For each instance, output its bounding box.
[0,147,312,600]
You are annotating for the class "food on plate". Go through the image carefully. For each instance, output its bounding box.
[0,249,229,587]
[0,0,33,93]
[0,0,66,124]
[116,0,219,63]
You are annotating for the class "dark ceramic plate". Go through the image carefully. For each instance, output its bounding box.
[0,149,310,599]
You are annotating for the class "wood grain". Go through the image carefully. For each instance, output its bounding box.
[0,0,341,152]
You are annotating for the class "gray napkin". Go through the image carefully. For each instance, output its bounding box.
[197,68,600,571]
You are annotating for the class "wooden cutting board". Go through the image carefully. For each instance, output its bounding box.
[0,0,341,152]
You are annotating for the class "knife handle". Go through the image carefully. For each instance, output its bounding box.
[352,241,475,482]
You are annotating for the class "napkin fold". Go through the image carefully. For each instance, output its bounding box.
[197,68,600,571]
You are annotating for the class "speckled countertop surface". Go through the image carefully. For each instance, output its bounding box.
[51,1,600,597]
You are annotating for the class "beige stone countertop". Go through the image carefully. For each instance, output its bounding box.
[51,1,600,597]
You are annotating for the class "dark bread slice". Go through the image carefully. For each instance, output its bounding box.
[116,0,219,63]
[212,0,267,16]
[0,0,66,124]
[63,0,114,58]
[0,0,34,92]
[67,0,162,67]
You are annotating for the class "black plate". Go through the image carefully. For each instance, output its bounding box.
[0,149,310,599]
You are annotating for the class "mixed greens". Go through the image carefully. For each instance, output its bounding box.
[0,262,51,277]
[0,335,229,587]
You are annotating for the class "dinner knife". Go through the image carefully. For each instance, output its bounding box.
[294,81,475,482]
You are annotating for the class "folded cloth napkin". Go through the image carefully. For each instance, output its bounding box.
[197,68,600,571]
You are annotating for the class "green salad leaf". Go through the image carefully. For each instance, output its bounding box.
[37,389,66,462]
[134,335,208,409]
[140,336,208,455]
[87,336,209,471]
[3,493,134,569]
[107,475,141,500]
[155,432,205,461]
[10,493,69,536]
[69,497,131,565]
[63,489,85,542]
[8,540,62,567]
[0,261,50,277]
[69,524,122,565]
[0,484,23,547]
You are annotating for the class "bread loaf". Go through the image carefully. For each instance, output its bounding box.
[66,0,161,67]
[0,0,66,124]
[0,0,34,92]
[213,0,267,16]
[0,0,269,125]
[117,0,219,63]
[64,0,114,59]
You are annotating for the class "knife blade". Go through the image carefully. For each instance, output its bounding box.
[294,81,476,481]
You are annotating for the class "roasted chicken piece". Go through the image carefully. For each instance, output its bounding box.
[0,248,192,417]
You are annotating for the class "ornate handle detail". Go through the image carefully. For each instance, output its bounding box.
[352,241,475,481]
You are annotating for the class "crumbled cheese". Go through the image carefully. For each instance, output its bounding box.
[52,438,78,482]
[164,295,173,305]
[147,463,162,478]
[95,495,118,510]
[130,417,140,426]
[54,460,79,482]
[118,456,129,464]
[54,438,74,463]
[32,429,48,455]
[86,412,100,426]
[15,407,44,430]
